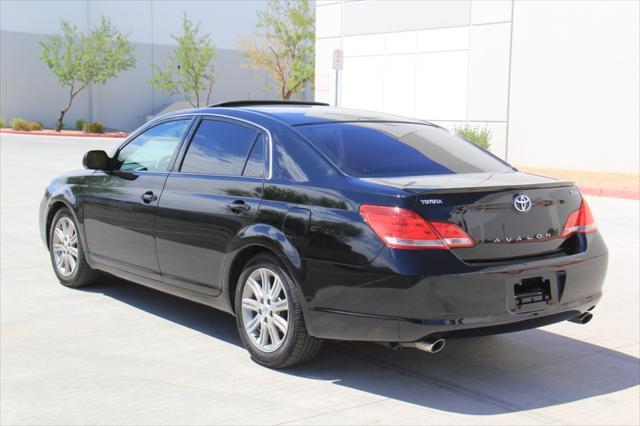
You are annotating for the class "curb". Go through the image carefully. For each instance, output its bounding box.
[580,186,640,200]
[0,129,128,139]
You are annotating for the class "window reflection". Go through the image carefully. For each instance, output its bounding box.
[181,120,259,175]
[297,122,513,178]
[243,134,266,178]
[117,120,189,172]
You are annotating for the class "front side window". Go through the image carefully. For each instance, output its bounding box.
[296,122,514,177]
[181,119,259,175]
[117,120,190,172]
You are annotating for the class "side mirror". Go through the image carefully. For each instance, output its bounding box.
[82,150,111,170]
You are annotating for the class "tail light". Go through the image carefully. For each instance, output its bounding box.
[359,205,474,250]
[562,200,597,237]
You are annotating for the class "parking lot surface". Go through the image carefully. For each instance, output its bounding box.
[1,133,638,425]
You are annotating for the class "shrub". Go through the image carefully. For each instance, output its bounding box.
[11,118,29,130]
[0,118,5,128]
[82,121,104,134]
[11,118,45,131]
[11,118,31,131]
[455,124,492,150]
[76,119,86,130]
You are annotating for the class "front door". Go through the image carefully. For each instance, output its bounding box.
[155,118,267,295]
[83,119,192,278]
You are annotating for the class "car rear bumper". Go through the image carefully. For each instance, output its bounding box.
[304,233,608,342]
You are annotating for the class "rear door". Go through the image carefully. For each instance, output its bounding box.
[83,119,192,277]
[155,117,267,295]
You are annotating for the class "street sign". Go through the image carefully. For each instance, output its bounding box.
[332,49,344,71]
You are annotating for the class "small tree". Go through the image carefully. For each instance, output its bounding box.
[455,124,492,150]
[150,13,217,108]
[240,0,315,100]
[38,17,135,131]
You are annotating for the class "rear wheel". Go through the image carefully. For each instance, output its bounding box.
[235,254,322,368]
[49,208,100,288]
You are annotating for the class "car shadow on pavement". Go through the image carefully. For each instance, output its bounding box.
[305,337,639,415]
[86,276,245,348]
[88,277,640,416]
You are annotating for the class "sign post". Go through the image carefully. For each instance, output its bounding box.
[332,49,344,107]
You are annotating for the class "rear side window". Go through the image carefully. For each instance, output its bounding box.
[242,134,267,178]
[296,122,513,177]
[181,120,259,175]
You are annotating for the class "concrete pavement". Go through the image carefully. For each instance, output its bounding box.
[1,133,638,425]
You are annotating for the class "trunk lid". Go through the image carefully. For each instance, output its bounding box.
[362,172,582,261]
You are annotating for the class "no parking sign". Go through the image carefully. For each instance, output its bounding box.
[332,49,344,71]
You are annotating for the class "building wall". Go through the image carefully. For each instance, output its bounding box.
[315,0,639,173]
[0,0,280,132]
[507,1,639,173]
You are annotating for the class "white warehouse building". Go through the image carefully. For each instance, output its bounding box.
[314,0,639,173]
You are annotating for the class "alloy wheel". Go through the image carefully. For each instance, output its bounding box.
[241,267,289,352]
[52,216,79,277]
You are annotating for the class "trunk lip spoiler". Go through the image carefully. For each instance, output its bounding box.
[359,172,576,195]
[404,180,576,195]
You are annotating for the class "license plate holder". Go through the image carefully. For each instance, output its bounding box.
[507,274,559,313]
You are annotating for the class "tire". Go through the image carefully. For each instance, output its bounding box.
[235,253,322,368]
[49,208,100,288]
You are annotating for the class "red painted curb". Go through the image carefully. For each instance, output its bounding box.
[0,129,128,138]
[580,186,640,200]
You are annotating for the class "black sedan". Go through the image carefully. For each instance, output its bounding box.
[39,101,608,367]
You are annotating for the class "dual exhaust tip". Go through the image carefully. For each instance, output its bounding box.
[569,312,593,325]
[398,337,446,354]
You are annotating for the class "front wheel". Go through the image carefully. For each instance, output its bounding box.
[49,208,100,288]
[235,254,322,368]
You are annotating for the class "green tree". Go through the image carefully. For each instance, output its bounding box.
[150,13,217,108]
[455,124,492,150]
[38,17,135,131]
[240,0,315,100]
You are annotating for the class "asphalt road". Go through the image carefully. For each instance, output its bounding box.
[1,133,638,425]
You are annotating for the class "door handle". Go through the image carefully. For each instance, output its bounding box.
[227,200,251,213]
[141,191,158,203]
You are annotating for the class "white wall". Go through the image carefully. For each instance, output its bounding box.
[315,0,513,159]
[316,0,640,173]
[507,0,639,173]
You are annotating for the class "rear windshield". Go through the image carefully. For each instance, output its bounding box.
[296,122,513,177]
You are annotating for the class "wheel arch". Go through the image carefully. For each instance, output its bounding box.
[222,224,305,316]
[45,199,78,249]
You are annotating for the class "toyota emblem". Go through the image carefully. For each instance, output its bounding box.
[513,194,532,213]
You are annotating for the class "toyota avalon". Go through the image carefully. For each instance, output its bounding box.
[39,101,608,367]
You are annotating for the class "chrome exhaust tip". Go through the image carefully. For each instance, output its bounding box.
[399,337,446,353]
[415,337,446,353]
[569,312,593,325]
